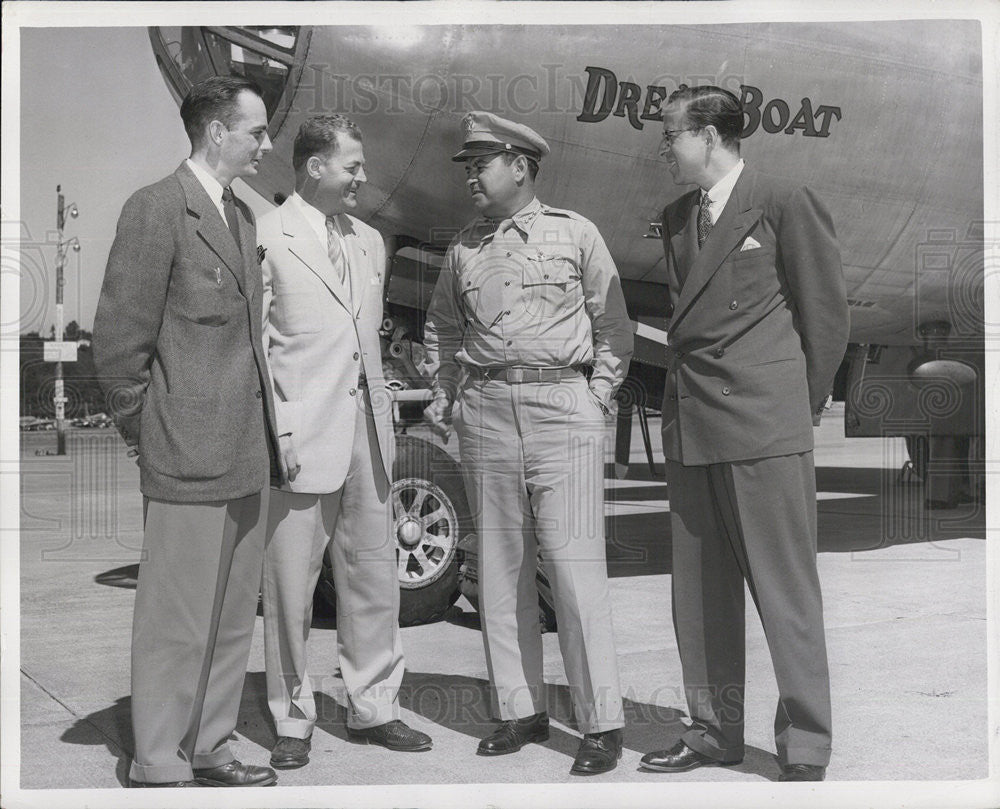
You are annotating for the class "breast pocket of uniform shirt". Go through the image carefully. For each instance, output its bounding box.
[522,249,581,320]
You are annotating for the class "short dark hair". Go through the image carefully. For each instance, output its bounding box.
[292,115,363,172]
[180,76,264,148]
[667,85,743,150]
[500,151,539,181]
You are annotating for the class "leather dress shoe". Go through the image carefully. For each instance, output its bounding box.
[129,779,200,787]
[348,719,432,751]
[192,760,277,787]
[640,740,741,773]
[570,728,623,775]
[477,712,549,756]
[270,735,311,769]
[779,763,826,781]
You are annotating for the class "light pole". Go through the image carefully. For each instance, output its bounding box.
[54,185,79,456]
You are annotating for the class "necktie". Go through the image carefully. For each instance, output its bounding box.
[221,187,241,253]
[326,215,347,285]
[697,191,713,249]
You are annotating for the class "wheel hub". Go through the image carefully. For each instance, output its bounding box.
[397,517,423,549]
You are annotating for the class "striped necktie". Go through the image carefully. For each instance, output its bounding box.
[325,215,347,285]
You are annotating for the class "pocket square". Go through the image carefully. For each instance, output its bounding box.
[740,237,761,252]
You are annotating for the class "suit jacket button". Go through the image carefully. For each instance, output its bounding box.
[349,388,357,397]
[714,347,725,358]
[729,301,738,310]
[722,386,731,395]
[674,350,684,359]
[255,390,262,399]
[353,352,360,360]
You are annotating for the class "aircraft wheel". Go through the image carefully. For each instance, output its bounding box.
[315,435,467,626]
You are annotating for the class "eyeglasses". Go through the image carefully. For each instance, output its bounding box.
[660,128,699,146]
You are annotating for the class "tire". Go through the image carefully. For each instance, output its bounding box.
[315,435,469,626]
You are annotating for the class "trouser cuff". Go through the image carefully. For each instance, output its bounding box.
[192,745,236,770]
[682,728,745,763]
[779,746,832,767]
[275,717,315,738]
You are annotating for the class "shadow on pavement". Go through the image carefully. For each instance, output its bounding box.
[60,672,784,783]
[59,696,133,787]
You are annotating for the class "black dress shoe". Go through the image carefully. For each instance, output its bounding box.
[348,719,432,751]
[779,763,826,781]
[570,728,623,775]
[129,779,200,787]
[192,760,277,787]
[270,735,311,769]
[640,740,741,772]
[477,712,549,756]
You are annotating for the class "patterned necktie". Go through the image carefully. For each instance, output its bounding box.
[325,215,347,285]
[697,190,713,249]
[221,187,241,252]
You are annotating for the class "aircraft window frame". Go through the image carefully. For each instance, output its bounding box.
[148,25,312,137]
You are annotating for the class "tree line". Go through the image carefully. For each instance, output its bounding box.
[20,322,107,417]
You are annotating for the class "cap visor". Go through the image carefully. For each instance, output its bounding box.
[451,145,507,162]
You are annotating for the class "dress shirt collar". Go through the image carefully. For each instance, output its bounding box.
[289,192,342,244]
[185,158,226,219]
[701,159,745,224]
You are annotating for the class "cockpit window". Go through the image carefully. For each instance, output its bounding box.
[150,26,305,126]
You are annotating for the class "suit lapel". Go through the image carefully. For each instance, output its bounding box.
[661,192,697,312]
[669,167,762,333]
[281,202,352,313]
[236,197,257,299]
[176,163,247,293]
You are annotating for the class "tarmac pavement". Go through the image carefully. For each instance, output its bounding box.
[7,404,996,806]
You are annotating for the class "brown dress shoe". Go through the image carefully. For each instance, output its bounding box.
[779,763,826,781]
[270,735,311,769]
[640,740,742,772]
[570,728,623,775]
[192,760,277,787]
[477,712,550,756]
[348,719,433,751]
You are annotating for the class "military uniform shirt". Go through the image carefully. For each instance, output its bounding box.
[423,197,633,407]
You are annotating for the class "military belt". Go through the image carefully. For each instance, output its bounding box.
[468,365,586,384]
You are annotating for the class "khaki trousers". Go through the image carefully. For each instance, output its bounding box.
[129,488,268,783]
[455,374,624,733]
[262,399,402,736]
[666,452,832,767]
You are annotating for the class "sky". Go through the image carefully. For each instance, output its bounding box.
[19,27,200,334]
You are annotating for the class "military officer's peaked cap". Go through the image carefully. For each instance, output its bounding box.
[451,111,550,162]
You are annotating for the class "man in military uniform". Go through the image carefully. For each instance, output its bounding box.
[422,111,633,775]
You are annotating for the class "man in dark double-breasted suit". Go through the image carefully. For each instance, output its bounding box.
[639,86,849,782]
[93,77,282,788]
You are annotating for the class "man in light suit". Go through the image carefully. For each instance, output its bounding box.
[258,115,431,770]
[640,86,849,782]
[93,76,281,788]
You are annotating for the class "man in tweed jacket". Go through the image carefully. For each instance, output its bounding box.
[93,77,282,788]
